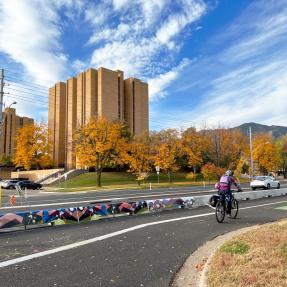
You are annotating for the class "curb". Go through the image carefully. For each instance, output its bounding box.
[172,223,279,287]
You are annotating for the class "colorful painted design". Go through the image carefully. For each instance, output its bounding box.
[0,196,195,230]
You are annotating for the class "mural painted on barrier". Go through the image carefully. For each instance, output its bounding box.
[0,196,195,229]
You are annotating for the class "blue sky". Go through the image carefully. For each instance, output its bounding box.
[0,0,287,130]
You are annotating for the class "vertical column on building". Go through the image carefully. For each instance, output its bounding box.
[66,77,77,170]
[124,78,134,134]
[76,72,86,127]
[1,109,34,157]
[124,78,149,136]
[0,110,6,155]
[52,82,66,167]
[1,108,16,156]
[48,86,56,163]
[85,68,98,123]
[116,70,124,122]
[134,79,149,135]
[98,67,121,121]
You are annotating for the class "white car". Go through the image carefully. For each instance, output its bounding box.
[250,176,280,190]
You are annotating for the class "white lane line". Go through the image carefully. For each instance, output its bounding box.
[2,186,285,210]
[1,187,257,210]
[0,191,215,210]
[0,199,286,268]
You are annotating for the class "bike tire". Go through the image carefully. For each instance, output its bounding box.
[215,200,225,223]
[230,198,239,219]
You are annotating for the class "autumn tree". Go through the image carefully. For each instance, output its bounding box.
[275,135,287,178]
[73,118,127,187]
[181,127,211,172]
[252,133,278,175]
[204,128,248,169]
[13,123,52,170]
[201,163,224,183]
[152,129,181,183]
[120,133,153,185]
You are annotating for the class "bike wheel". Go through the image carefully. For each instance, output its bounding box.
[230,198,239,219]
[215,200,225,223]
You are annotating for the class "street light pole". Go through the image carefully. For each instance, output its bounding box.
[249,126,254,179]
[0,69,4,145]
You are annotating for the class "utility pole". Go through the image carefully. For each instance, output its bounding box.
[0,69,4,148]
[249,126,254,179]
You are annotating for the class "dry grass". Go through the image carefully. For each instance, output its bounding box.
[208,220,287,287]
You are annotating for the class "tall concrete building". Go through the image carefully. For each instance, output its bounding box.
[0,108,34,157]
[48,82,66,167]
[48,67,149,169]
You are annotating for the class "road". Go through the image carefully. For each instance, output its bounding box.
[0,195,287,287]
[2,182,286,213]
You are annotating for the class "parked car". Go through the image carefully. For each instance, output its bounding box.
[1,179,21,189]
[250,176,280,190]
[16,180,42,190]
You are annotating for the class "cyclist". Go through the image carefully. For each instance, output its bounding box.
[216,170,241,215]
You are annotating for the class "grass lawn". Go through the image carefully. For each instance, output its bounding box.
[51,171,213,190]
[208,220,287,287]
[48,171,251,192]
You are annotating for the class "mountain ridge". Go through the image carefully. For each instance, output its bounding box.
[233,122,287,138]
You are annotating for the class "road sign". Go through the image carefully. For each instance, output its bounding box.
[155,166,160,184]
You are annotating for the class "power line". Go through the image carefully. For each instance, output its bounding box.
[7,94,47,107]
[5,69,52,86]
[6,81,48,96]
[5,75,48,90]
[5,87,48,99]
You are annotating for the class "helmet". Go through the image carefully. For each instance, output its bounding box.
[225,170,234,176]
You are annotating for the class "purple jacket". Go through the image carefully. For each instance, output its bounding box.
[218,175,239,191]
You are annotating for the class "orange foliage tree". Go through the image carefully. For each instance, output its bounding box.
[152,129,181,183]
[201,163,225,183]
[253,133,278,175]
[13,123,52,170]
[119,133,153,185]
[275,135,287,178]
[73,118,127,187]
[181,127,211,172]
[205,128,248,169]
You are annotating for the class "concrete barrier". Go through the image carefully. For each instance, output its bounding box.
[0,188,286,231]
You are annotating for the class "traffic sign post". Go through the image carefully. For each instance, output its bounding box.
[155,166,160,184]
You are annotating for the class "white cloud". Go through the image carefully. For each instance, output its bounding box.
[156,0,206,47]
[112,0,129,10]
[89,0,206,83]
[88,23,131,45]
[148,58,191,99]
[0,0,67,86]
[85,2,110,26]
[174,1,287,128]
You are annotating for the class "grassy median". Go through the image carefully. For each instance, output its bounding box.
[208,220,287,287]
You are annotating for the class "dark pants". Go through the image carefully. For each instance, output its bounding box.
[219,189,232,213]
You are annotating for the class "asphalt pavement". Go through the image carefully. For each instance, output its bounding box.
[0,195,286,287]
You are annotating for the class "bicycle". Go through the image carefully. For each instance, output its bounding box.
[215,191,238,223]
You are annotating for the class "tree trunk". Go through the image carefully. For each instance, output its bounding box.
[168,171,172,183]
[97,171,102,187]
